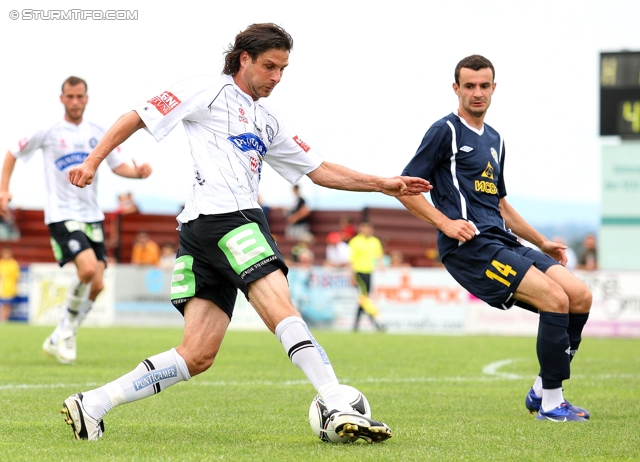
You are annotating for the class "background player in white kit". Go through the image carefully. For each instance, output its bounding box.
[62,23,431,442]
[0,76,152,364]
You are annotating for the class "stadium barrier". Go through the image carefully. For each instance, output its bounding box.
[23,264,640,337]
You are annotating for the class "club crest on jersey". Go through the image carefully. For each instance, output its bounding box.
[490,147,498,163]
[293,135,310,152]
[266,125,274,143]
[148,91,181,116]
[481,161,494,180]
[89,137,98,148]
[228,133,267,158]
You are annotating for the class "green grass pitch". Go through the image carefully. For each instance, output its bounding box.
[0,323,638,461]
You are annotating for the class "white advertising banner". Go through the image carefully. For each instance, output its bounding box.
[28,263,115,326]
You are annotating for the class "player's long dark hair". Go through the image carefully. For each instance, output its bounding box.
[454,55,495,84]
[222,23,294,75]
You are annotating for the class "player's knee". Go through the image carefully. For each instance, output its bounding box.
[571,285,592,314]
[548,285,570,313]
[77,264,98,282]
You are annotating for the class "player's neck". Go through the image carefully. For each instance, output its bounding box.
[457,107,485,130]
[64,114,83,125]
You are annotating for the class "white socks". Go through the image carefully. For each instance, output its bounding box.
[541,388,565,412]
[82,348,191,420]
[275,316,351,412]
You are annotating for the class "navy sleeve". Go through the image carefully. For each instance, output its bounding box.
[401,121,451,181]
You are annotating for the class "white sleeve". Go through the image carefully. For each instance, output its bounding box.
[104,145,129,169]
[9,128,47,162]
[134,75,216,143]
[264,118,324,185]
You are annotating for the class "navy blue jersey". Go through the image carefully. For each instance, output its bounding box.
[402,112,517,259]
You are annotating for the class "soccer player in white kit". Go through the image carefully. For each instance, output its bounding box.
[0,76,152,364]
[61,24,431,443]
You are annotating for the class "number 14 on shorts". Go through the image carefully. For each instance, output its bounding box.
[485,260,517,287]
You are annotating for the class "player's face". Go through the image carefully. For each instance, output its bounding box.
[235,49,289,101]
[60,83,88,124]
[453,67,495,119]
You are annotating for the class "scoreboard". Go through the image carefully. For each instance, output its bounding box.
[600,51,640,137]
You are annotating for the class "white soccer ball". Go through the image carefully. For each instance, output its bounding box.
[308,384,372,443]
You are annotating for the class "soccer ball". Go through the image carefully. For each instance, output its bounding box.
[308,384,371,443]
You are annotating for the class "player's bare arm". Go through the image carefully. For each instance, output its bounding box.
[499,197,567,265]
[307,161,431,197]
[397,194,477,243]
[112,160,153,179]
[69,111,146,188]
[0,151,17,217]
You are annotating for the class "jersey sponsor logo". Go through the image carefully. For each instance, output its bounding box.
[54,152,89,170]
[17,138,28,151]
[239,107,245,116]
[293,135,310,152]
[250,155,259,173]
[148,91,181,115]
[475,180,498,195]
[481,161,494,180]
[133,365,178,391]
[239,116,249,124]
[228,133,268,158]
[59,139,67,149]
[218,223,275,278]
[459,145,473,152]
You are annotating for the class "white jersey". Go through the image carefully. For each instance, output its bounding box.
[134,74,324,225]
[10,119,126,224]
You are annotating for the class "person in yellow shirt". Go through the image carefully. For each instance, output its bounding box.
[0,246,20,322]
[348,222,385,332]
[130,231,161,266]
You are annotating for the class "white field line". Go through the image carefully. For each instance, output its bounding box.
[1,359,638,391]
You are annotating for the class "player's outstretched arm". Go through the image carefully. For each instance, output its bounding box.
[112,159,153,180]
[0,151,17,217]
[397,195,478,243]
[69,111,146,188]
[306,161,431,197]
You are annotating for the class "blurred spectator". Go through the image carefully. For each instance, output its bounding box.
[159,242,177,270]
[115,192,139,215]
[295,247,315,268]
[553,235,577,270]
[285,184,311,239]
[577,233,598,271]
[388,249,411,268]
[0,247,20,322]
[339,215,357,241]
[290,232,315,263]
[0,208,20,241]
[131,231,161,266]
[325,231,351,268]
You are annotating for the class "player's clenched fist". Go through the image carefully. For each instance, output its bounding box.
[69,164,96,188]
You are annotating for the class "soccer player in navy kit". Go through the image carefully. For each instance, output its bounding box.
[398,55,592,422]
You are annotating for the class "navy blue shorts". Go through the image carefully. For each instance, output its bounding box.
[171,209,287,319]
[442,234,559,310]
